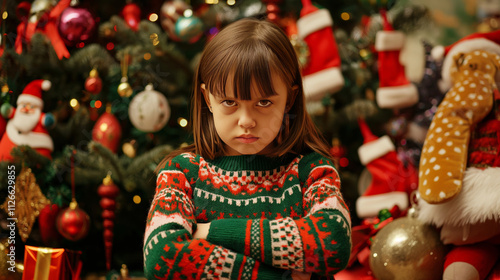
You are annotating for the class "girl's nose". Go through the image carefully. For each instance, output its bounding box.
[238,108,256,129]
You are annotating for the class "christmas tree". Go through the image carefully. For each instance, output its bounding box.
[0,0,494,278]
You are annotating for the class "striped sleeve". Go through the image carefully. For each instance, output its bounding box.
[143,153,292,280]
[206,153,352,277]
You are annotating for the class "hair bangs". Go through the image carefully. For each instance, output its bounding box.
[203,38,282,100]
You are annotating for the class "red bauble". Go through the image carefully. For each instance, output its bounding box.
[38,204,61,245]
[92,112,122,153]
[56,201,90,241]
[85,69,103,94]
[121,3,141,31]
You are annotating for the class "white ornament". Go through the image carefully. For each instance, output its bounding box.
[128,84,171,132]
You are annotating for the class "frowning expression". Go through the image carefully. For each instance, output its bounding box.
[202,74,289,156]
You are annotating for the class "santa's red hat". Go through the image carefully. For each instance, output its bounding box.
[297,0,344,101]
[432,29,500,92]
[16,79,51,108]
[375,11,418,109]
[356,118,417,218]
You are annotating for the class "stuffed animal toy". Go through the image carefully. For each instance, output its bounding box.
[418,48,500,279]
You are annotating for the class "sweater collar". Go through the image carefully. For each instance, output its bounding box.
[205,153,298,171]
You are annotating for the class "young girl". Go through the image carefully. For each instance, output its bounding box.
[143,18,351,279]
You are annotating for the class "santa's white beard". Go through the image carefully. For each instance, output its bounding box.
[12,109,41,133]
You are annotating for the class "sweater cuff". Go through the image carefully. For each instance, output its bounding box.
[207,218,249,252]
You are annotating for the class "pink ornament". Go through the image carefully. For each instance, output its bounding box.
[58,7,96,46]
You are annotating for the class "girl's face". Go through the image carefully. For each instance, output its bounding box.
[202,75,289,156]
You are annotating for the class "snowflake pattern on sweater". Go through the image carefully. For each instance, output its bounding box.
[143,152,351,279]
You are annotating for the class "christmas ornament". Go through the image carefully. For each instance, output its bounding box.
[56,152,90,241]
[122,139,137,158]
[84,68,103,94]
[128,83,170,133]
[15,0,71,59]
[369,208,445,280]
[118,52,133,97]
[297,0,344,101]
[58,6,96,46]
[0,79,55,161]
[375,10,418,109]
[92,109,122,153]
[121,2,141,31]
[38,203,62,245]
[0,167,50,242]
[355,118,418,218]
[160,0,204,43]
[57,200,90,241]
[262,0,282,23]
[98,174,120,271]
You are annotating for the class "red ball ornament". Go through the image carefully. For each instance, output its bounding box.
[121,3,141,31]
[84,68,103,94]
[58,7,96,46]
[56,200,90,241]
[92,112,122,153]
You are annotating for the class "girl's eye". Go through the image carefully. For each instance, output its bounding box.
[221,100,236,107]
[257,100,273,107]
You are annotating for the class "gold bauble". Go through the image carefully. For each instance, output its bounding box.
[369,216,445,280]
[117,82,133,97]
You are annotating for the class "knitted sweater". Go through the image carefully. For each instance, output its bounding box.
[143,152,351,279]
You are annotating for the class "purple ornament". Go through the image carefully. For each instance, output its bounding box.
[58,7,96,46]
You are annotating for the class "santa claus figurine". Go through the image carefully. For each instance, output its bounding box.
[0,80,55,161]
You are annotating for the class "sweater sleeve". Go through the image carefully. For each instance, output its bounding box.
[143,153,293,280]
[206,153,352,276]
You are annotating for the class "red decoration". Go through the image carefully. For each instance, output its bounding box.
[261,0,282,23]
[84,69,103,94]
[98,174,119,271]
[22,246,83,280]
[58,6,96,46]
[92,111,122,153]
[56,201,90,241]
[121,3,141,31]
[38,204,62,245]
[15,0,71,59]
[56,151,90,241]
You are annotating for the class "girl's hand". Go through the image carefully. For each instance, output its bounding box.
[291,270,312,280]
[193,222,211,239]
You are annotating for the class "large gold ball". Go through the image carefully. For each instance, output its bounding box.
[369,216,446,280]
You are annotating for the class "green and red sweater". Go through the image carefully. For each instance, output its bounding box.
[143,152,351,279]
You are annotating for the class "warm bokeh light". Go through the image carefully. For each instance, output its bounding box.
[70,99,79,108]
[178,117,188,127]
[149,13,158,22]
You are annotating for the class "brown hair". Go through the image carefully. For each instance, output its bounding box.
[157,18,331,171]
